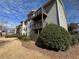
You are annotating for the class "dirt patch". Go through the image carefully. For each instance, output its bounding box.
[22,41,79,59]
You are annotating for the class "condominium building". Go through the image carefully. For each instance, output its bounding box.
[27,0,67,39]
[20,21,27,35]
[17,0,68,39]
[24,19,33,38]
[16,21,27,35]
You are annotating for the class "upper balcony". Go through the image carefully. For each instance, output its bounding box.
[33,20,42,30]
[27,8,47,20]
[32,8,47,19]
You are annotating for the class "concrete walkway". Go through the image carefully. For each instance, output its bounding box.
[0,37,51,59]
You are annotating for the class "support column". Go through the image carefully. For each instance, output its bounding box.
[42,7,44,29]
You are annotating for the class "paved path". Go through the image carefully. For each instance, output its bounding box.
[0,37,52,59]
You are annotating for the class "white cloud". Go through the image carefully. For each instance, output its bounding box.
[2,7,12,14]
[3,9,11,14]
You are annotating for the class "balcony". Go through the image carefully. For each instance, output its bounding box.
[30,8,47,19]
[33,20,42,29]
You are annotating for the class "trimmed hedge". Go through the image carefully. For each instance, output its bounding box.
[18,35,30,41]
[36,24,72,51]
[5,34,17,38]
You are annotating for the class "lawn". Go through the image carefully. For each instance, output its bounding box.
[22,41,79,59]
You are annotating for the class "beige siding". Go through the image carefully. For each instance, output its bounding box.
[43,2,58,27]
[56,0,68,30]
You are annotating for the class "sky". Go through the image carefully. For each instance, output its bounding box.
[64,0,79,23]
[0,0,79,28]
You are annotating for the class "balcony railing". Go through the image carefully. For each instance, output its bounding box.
[30,8,47,19]
[33,21,42,29]
[33,24,42,29]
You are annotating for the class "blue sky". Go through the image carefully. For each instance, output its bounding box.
[64,0,79,23]
[0,0,79,28]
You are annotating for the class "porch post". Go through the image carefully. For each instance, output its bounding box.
[41,7,44,28]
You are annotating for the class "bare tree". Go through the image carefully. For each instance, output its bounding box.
[0,20,9,32]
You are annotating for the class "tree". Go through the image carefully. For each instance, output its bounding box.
[0,20,9,32]
[68,23,79,34]
[68,23,78,31]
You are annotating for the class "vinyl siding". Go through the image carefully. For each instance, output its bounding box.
[56,0,68,30]
[43,2,58,27]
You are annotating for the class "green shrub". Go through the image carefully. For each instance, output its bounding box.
[71,35,79,46]
[18,35,30,41]
[36,24,72,51]
[5,34,17,38]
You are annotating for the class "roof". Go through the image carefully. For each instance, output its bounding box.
[27,10,36,17]
[42,0,53,8]
[27,0,54,16]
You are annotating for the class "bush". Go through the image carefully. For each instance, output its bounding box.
[71,35,79,46]
[5,34,17,38]
[36,24,72,51]
[18,35,30,41]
